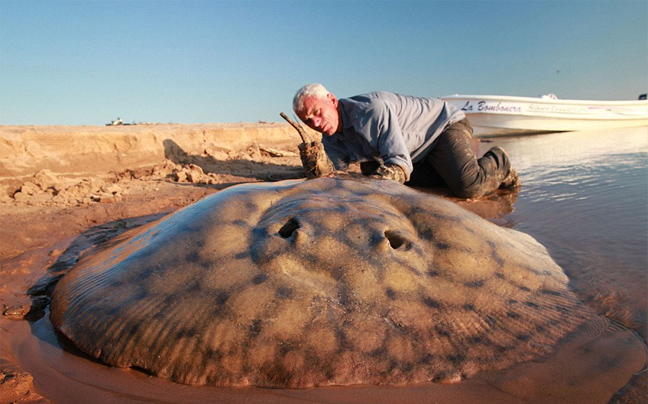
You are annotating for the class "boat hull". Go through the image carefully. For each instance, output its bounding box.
[441,95,648,137]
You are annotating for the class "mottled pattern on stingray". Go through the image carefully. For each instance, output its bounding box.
[50,177,591,388]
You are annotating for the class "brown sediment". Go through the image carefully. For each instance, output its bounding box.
[0,124,645,403]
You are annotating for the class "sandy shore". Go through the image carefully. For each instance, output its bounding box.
[0,123,307,402]
[0,124,643,403]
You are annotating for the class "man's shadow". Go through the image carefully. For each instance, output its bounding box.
[163,139,304,181]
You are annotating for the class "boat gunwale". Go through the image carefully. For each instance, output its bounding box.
[441,94,648,107]
[457,111,648,121]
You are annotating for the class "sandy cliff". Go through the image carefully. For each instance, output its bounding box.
[0,123,306,199]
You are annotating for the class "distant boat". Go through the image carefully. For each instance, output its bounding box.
[441,94,648,137]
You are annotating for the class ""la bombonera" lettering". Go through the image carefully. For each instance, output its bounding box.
[461,101,589,115]
[461,101,522,113]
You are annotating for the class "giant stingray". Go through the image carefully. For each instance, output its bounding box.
[50,177,591,388]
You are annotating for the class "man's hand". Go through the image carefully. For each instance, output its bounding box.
[298,141,335,178]
[371,164,407,183]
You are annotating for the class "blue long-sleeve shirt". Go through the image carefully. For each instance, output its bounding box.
[322,91,465,180]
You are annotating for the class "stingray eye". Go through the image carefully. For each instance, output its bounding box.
[278,218,300,238]
[384,230,411,251]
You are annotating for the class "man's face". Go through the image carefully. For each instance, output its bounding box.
[296,94,341,136]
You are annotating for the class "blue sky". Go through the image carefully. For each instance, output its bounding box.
[1,0,646,125]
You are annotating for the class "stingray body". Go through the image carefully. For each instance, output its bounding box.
[50,177,589,387]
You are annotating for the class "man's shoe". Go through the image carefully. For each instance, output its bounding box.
[500,168,520,189]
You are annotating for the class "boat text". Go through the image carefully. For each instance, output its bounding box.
[527,104,589,114]
[461,101,522,113]
[459,100,591,115]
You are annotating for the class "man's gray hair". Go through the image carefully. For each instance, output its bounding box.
[293,83,330,113]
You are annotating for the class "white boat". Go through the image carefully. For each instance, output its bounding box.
[441,94,648,137]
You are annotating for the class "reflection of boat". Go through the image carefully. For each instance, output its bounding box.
[441,94,648,137]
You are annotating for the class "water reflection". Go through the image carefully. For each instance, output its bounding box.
[482,126,648,338]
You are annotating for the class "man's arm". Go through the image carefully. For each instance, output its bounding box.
[280,112,337,178]
[355,99,414,181]
[298,141,336,178]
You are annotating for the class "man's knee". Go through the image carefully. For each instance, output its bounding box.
[484,146,511,171]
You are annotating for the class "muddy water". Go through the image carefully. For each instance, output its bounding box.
[11,126,648,403]
[484,126,648,339]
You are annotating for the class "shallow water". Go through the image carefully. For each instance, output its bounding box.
[10,126,648,403]
[484,127,648,338]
